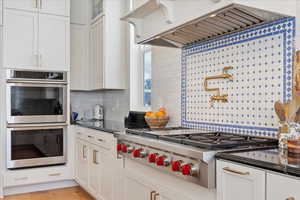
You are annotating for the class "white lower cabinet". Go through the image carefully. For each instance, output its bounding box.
[123,176,152,200]
[266,173,300,200]
[217,160,265,200]
[123,174,191,200]
[75,138,89,188]
[74,126,118,200]
[87,143,101,197]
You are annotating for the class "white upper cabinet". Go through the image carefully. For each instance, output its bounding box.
[70,0,125,90]
[266,173,300,200]
[3,9,38,70]
[89,17,104,90]
[4,0,70,16]
[217,160,265,200]
[39,14,69,71]
[39,0,70,16]
[70,24,89,90]
[3,0,70,71]
[4,0,38,12]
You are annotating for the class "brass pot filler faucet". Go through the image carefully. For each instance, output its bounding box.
[204,66,233,106]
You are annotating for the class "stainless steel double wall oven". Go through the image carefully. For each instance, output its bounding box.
[6,70,68,169]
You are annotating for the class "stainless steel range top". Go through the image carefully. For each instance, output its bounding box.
[117,127,277,188]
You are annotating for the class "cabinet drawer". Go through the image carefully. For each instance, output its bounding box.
[267,173,300,200]
[91,131,114,150]
[4,167,73,187]
[75,127,90,141]
[75,126,115,150]
[217,160,265,200]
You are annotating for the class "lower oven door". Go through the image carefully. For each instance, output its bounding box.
[7,125,67,169]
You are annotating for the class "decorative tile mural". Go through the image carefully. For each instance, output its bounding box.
[181,17,295,138]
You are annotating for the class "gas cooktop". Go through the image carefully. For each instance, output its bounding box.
[160,132,278,150]
[120,127,278,188]
[125,127,278,150]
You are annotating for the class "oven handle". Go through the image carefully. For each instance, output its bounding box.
[7,124,68,130]
[6,81,67,87]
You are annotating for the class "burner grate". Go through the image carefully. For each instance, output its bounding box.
[160,132,278,150]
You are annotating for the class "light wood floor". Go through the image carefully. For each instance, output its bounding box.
[3,187,94,200]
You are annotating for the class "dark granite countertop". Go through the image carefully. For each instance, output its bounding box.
[216,148,300,177]
[74,120,125,135]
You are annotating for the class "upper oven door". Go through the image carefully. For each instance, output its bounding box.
[7,82,67,124]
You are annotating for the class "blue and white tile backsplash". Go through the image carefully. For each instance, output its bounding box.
[181,17,296,138]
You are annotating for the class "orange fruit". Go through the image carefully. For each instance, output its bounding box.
[155,111,166,118]
[148,113,156,118]
[145,112,153,117]
[159,107,167,113]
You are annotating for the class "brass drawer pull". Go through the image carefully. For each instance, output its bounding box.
[49,173,61,177]
[150,191,155,200]
[98,138,105,142]
[223,167,250,175]
[83,145,87,159]
[88,135,94,139]
[153,193,159,200]
[93,150,99,164]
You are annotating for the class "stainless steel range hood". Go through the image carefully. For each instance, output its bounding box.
[138,4,289,48]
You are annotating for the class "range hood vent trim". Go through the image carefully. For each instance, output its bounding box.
[136,3,290,48]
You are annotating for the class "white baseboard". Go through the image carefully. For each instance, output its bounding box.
[3,180,78,197]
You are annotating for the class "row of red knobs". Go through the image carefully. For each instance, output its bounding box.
[117,144,193,176]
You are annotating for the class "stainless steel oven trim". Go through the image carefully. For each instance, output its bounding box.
[6,82,67,124]
[7,125,67,169]
[6,69,68,83]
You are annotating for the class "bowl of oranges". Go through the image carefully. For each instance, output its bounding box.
[145,108,169,129]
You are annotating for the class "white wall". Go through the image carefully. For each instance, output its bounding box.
[151,46,182,127]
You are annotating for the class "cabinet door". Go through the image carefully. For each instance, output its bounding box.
[4,0,38,12]
[3,9,38,69]
[39,14,69,71]
[267,173,300,200]
[89,17,104,90]
[70,24,89,90]
[39,0,69,16]
[99,152,114,200]
[123,176,153,200]
[75,139,89,188]
[217,160,265,200]
[88,144,101,198]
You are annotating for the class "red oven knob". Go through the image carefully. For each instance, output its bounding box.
[181,164,198,176]
[148,153,158,163]
[133,149,147,158]
[117,144,122,152]
[156,155,170,166]
[121,144,128,153]
[171,160,182,172]
[133,149,141,158]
